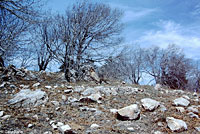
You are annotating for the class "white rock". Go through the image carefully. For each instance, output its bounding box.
[0,82,6,88]
[182,95,190,100]
[127,127,134,132]
[43,131,53,134]
[49,120,55,125]
[195,127,200,132]
[66,86,73,89]
[79,93,102,103]
[141,98,160,111]
[28,124,33,128]
[64,89,72,94]
[154,84,162,90]
[116,104,140,120]
[58,124,71,134]
[62,95,67,101]
[45,86,52,89]
[1,115,11,120]
[187,112,199,118]
[51,123,58,130]
[187,105,198,114]
[81,87,98,96]
[154,131,164,134]
[8,89,48,107]
[33,115,38,120]
[159,105,167,112]
[176,107,185,113]
[57,122,64,127]
[51,101,59,106]
[32,82,40,87]
[110,109,118,114]
[173,97,190,107]
[0,111,4,117]
[193,92,198,97]
[55,107,60,111]
[90,124,100,129]
[166,117,187,132]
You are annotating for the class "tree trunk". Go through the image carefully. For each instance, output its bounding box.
[0,56,5,67]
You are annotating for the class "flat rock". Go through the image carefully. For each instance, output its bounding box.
[141,98,160,111]
[1,115,11,120]
[116,104,140,121]
[8,89,48,107]
[58,124,72,134]
[176,107,185,113]
[154,84,162,90]
[32,82,40,87]
[173,97,190,107]
[187,105,198,114]
[195,127,200,132]
[90,124,100,129]
[166,117,187,132]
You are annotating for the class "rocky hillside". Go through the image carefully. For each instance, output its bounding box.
[0,66,200,134]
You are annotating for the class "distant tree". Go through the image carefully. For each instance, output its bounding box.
[46,1,123,81]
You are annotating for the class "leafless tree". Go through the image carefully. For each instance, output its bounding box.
[46,1,123,81]
[0,0,43,66]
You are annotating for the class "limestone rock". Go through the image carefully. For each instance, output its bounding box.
[1,115,11,120]
[32,82,40,87]
[176,107,185,113]
[187,112,199,118]
[141,98,160,111]
[154,84,162,90]
[58,124,72,134]
[187,105,198,114]
[8,89,48,107]
[173,97,190,107]
[116,104,140,121]
[90,124,100,129]
[166,117,187,132]
[0,111,4,117]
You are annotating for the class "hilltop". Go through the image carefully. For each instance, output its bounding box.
[0,66,200,134]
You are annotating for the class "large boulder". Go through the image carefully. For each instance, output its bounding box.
[116,104,140,121]
[141,98,160,111]
[173,97,190,107]
[166,117,187,132]
[8,89,48,107]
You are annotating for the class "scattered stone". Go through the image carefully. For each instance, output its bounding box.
[176,107,185,113]
[195,127,200,132]
[157,122,164,127]
[28,124,33,128]
[90,124,100,129]
[116,104,140,121]
[64,89,72,94]
[43,131,53,134]
[159,104,167,112]
[58,124,72,134]
[187,105,198,114]
[32,82,40,87]
[127,127,134,132]
[81,87,97,96]
[182,95,190,100]
[49,120,55,125]
[57,122,64,127]
[154,131,164,134]
[51,123,58,130]
[66,86,73,89]
[62,95,67,101]
[187,112,199,118]
[55,107,60,111]
[141,98,160,111]
[154,84,162,90]
[45,86,52,89]
[33,115,38,120]
[193,92,198,97]
[51,101,59,106]
[110,109,118,114]
[79,93,102,103]
[173,97,190,107]
[0,111,4,117]
[8,89,48,107]
[166,117,187,132]
[1,115,11,120]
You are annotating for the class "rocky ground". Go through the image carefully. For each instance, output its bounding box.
[0,67,200,134]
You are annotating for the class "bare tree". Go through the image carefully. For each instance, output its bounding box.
[46,1,123,81]
[0,0,42,66]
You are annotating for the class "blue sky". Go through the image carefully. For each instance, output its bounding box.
[46,0,200,59]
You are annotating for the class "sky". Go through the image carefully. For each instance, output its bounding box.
[46,0,200,60]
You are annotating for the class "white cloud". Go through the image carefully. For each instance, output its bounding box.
[138,20,200,59]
